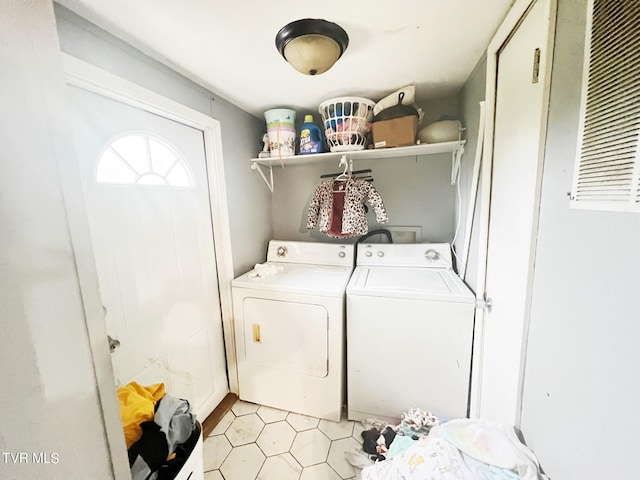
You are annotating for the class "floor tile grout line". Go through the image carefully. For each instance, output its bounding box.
[207,400,363,480]
[206,431,355,480]
[203,434,232,473]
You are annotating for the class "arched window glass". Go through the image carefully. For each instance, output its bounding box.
[96,133,195,188]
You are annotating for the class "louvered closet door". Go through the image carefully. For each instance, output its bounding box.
[571,0,640,211]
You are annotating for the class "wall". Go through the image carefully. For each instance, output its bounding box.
[457,57,487,293]
[54,5,272,276]
[520,1,640,478]
[0,1,115,478]
[271,98,460,244]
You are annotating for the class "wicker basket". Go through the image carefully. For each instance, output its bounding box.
[318,97,375,152]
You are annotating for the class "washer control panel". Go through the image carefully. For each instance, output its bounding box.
[356,243,453,268]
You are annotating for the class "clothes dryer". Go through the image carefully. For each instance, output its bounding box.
[347,243,475,423]
[232,240,354,421]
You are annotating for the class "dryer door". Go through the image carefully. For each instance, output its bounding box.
[242,298,328,377]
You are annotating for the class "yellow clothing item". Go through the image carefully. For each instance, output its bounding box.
[117,381,165,449]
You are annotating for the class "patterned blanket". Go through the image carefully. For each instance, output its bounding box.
[361,419,548,480]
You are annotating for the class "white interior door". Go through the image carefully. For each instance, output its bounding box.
[68,85,229,420]
[479,0,554,425]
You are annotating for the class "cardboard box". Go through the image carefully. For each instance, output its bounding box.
[372,115,418,149]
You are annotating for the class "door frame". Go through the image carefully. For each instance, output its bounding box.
[61,53,238,471]
[470,0,556,425]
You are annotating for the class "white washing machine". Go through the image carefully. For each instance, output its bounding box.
[232,240,354,422]
[347,243,475,423]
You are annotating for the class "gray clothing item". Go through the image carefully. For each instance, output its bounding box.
[128,394,196,480]
[154,394,196,456]
[143,395,196,480]
[130,455,151,480]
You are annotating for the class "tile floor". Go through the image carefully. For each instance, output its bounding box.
[203,399,365,480]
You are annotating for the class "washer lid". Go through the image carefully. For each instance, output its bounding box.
[347,266,475,303]
[233,263,353,296]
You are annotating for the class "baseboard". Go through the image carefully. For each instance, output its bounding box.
[201,392,237,438]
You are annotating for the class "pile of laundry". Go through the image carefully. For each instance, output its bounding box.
[117,381,198,480]
[346,408,548,480]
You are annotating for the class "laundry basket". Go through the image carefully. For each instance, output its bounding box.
[319,97,375,152]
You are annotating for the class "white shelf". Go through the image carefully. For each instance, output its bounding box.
[250,140,465,192]
[251,141,464,167]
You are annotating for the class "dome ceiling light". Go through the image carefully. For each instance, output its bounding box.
[275,18,349,76]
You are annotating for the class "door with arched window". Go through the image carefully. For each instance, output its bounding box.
[68,85,229,420]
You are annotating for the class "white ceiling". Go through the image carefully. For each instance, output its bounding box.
[56,0,514,118]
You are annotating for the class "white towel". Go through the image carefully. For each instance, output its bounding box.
[248,263,284,279]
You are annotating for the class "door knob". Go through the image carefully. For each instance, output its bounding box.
[476,296,493,312]
[108,335,120,353]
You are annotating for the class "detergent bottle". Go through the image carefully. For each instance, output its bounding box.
[299,114,324,154]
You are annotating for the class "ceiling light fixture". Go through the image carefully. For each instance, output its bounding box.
[275,18,349,76]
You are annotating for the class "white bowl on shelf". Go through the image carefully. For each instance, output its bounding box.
[418,120,462,144]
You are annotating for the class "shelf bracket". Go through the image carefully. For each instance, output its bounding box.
[251,162,274,193]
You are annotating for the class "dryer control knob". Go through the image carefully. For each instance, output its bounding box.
[425,249,440,261]
[276,246,287,257]
[377,251,384,257]
[338,251,346,258]
[365,251,373,257]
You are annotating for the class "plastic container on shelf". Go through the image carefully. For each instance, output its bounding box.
[299,114,324,154]
[318,97,375,152]
[264,108,296,157]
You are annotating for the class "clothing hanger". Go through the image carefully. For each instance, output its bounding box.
[335,155,351,182]
[320,154,373,179]
[317,155,375,192]
[332,156,351,192]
